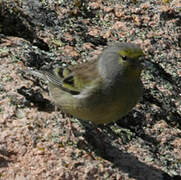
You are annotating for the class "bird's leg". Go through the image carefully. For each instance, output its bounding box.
[96,125,106,152]
[66,116,75,141]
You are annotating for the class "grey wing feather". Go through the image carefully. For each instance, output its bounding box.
[21,69,80,95]
[20,69,62,86]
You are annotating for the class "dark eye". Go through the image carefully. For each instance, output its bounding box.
[122,56,127,61]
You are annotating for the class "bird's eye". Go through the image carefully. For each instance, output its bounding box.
[122,56,127,61]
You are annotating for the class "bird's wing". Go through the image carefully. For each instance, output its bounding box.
[60,59,100,93]
[21,59,100,95]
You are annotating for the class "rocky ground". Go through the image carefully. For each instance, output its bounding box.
[0,0,181,179]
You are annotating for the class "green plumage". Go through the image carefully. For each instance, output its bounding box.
[22,42,144,125]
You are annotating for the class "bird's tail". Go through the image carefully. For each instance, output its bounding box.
[20,69,46,80]
[19,68,63,87]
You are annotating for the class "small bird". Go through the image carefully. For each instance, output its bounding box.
[22,42,144,125]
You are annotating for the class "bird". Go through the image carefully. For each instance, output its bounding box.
[22,42,144,125]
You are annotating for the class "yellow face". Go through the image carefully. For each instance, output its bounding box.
[118,46,144,79]
[119,47,144,59]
